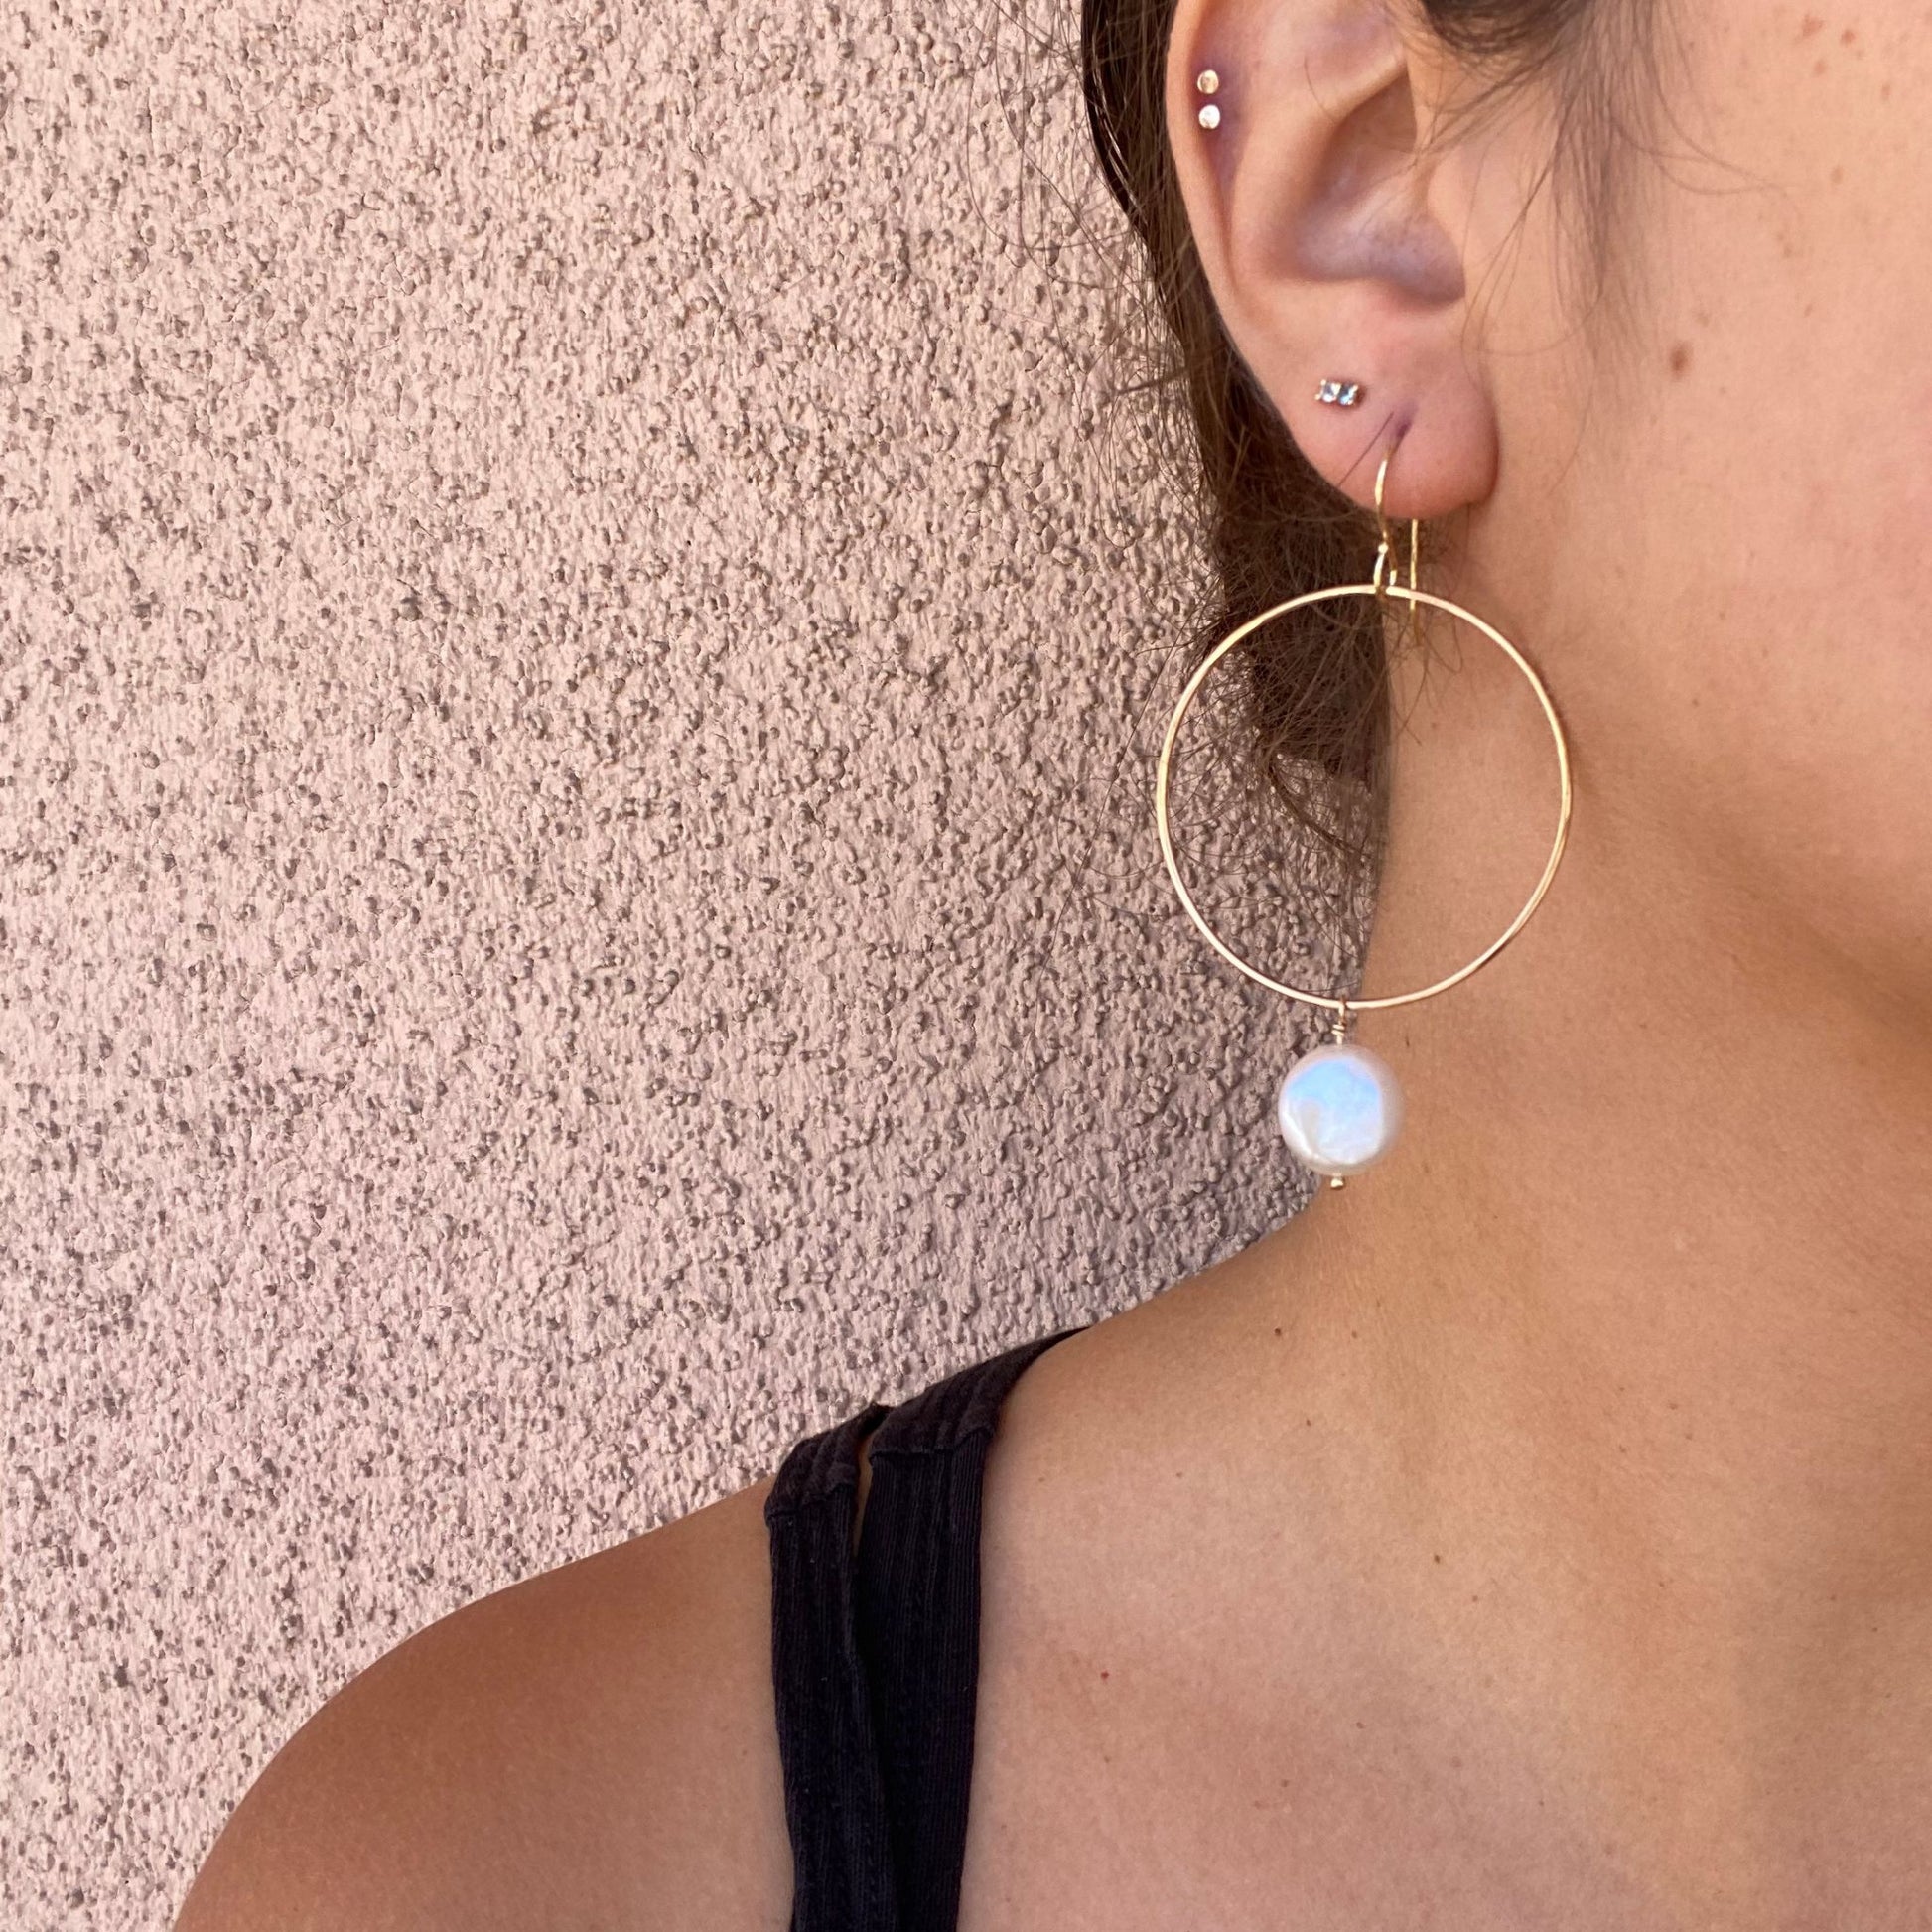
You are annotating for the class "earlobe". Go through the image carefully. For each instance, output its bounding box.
[1166,0,1499,522]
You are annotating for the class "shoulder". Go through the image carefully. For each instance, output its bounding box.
[173,1473,796,1932]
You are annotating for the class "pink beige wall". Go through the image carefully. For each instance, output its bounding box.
[1,2,1315,1923]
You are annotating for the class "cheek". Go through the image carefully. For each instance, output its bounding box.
[1515,3,1932,983]
[1631,1,1932,548]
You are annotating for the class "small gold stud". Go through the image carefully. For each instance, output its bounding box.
[1198,103,1221,129]
[1195,69,1219,95]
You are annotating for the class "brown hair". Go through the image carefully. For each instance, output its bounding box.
[1081,0,1658,939]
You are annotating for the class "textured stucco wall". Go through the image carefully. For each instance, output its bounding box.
[1,2,1318,1924]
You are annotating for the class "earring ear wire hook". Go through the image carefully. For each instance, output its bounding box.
[1371,443,1420,600]
[1372,441,1424,658]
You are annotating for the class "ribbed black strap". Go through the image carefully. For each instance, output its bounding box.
[764,1325,1085,1932]
[854,1327,1084,1932]
[766,1396,898,1932]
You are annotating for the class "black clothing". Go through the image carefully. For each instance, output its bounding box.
[763,1325,1088,1932]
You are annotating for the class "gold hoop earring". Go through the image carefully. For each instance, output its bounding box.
[1154,443,1575,1188]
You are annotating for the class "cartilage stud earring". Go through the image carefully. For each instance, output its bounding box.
[1317,379,1363,408]
[1196,69,1221,128]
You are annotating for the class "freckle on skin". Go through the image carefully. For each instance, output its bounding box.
[1669,343,1691,376]
[1831,165,1844,184]
[1814,57,1828,74]
[1799,13,1824,35]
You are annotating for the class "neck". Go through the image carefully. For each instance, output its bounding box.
[1263,599,1932,1777]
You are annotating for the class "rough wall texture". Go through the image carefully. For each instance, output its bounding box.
[0,1,1320,1923]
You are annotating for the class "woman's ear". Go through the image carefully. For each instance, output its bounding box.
[1167,0,1500,520]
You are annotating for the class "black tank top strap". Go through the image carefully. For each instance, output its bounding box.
[764,1324,1086,1932]
[852,1327,1081,1932]
[765,1393,898,1932]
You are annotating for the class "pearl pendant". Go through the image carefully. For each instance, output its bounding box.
[1277,1042,1405,1179]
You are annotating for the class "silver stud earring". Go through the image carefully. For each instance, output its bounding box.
[1195,69,1220,129]
[1316,379,1364,408]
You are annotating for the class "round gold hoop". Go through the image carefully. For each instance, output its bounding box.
[1154,533,1575,1018]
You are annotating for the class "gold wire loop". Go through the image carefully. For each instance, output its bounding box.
[1154,448,1575,1020]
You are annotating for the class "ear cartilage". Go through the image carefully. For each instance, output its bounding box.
[1316,379,1364,408]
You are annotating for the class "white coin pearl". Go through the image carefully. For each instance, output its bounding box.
[1277,1042,1405,1177]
